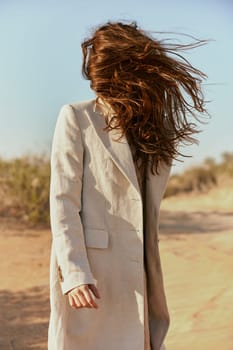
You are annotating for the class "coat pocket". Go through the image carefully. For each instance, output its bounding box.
[84,228,109,249]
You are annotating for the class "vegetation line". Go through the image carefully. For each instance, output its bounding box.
[0,152,232,225]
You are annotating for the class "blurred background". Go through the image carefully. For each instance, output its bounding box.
[0,1,232,350]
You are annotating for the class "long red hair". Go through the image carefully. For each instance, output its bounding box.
[82,22,208,175]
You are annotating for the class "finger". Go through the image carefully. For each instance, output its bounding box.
[68,294,80,309]
[73,294,85,308]
[76,289,90,308]
[89,284,101,299]
[82,287,98,309]
[68,294,74,307]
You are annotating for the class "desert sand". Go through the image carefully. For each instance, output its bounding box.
[0,186,233,350]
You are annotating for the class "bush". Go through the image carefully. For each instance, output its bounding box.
[165,152,233,198]
[0,155,50,225]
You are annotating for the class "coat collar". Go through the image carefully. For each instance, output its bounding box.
[86,98,141,198]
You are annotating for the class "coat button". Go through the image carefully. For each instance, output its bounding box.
[58,265,64,282]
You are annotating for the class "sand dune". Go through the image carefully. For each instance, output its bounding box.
[0,187,233,349]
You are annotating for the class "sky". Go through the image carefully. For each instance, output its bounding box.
[0,0,232,174]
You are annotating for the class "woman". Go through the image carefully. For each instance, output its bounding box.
[48,22,207,350]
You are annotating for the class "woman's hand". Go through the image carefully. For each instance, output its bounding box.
[67,284,101,309]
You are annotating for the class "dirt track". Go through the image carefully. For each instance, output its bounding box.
[1,204,233,349]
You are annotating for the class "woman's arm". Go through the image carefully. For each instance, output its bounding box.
[50,104,96,295]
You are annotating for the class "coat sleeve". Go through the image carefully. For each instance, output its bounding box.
[50,104,97,295]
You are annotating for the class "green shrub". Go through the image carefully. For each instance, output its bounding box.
[165,152,233,198]
[0,155,50,225]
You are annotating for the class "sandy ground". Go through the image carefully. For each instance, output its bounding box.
[0,187,233,350]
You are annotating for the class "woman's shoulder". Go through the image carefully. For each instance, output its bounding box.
[55,99,96,132]
[57,98,95,117]
[58,98,96,123]
[67,98,96,114]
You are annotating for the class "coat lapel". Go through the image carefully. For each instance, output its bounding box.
[85,99,141,198]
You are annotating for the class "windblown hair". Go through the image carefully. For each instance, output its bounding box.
[82,21,208,175]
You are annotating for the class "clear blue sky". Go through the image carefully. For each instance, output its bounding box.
[0,0,232,173]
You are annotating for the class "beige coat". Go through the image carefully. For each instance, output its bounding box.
[48,99,171,350]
